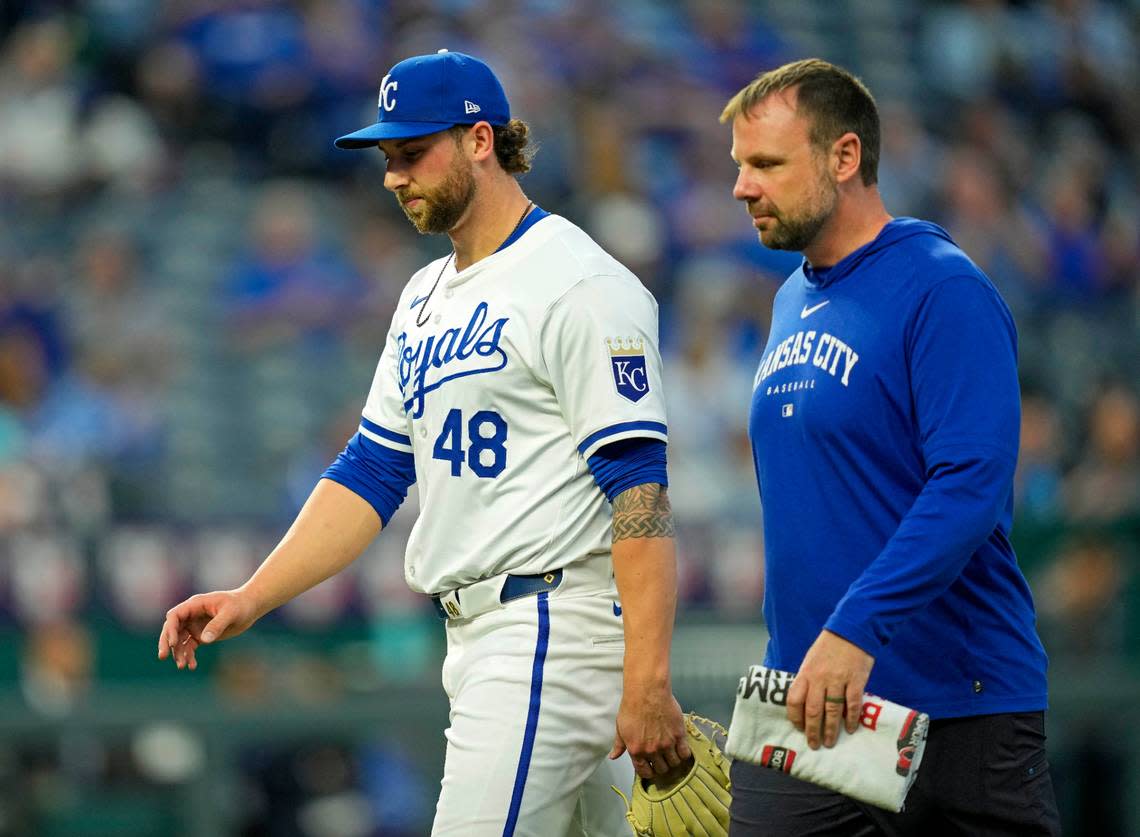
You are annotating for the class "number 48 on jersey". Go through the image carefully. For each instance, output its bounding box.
[432,408,508,478]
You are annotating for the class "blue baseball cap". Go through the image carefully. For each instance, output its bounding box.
[334,50,511,149]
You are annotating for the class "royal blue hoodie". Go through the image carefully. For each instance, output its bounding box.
[750,217,1048,718]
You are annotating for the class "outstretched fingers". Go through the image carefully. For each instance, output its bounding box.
[157,593,233,670]
[157,605,187,662]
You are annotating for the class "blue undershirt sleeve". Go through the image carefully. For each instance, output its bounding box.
[586,438,668,503]
[321,431,416,527]
[825,276,1020,654]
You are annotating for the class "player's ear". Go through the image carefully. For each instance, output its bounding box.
[831,131,861,184]
[466,121,496,164]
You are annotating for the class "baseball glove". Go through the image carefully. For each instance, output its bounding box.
[614,713,732,837]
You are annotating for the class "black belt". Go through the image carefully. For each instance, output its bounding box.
[431,569,563,620]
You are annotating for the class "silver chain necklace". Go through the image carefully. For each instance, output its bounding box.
[415,200,534,327]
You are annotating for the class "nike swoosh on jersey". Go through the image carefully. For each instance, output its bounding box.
[613,602,622,617]
[409,293,430,310]
[800,300,830,318]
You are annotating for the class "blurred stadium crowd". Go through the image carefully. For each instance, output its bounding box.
[0,0,1138,832]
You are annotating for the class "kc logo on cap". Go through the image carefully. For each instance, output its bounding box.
[379,75,398,112]
[336,49,512,149]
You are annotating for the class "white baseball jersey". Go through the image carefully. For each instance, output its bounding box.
[358,213,668,594]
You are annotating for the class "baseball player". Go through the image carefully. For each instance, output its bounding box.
[158,50,691,836]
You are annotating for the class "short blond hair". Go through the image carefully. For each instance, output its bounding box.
[721,58,880,186]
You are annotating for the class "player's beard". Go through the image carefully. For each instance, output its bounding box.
[754,165,839,252]
[398,154,477,235]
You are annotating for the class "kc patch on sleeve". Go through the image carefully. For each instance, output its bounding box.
[608,337,650,403]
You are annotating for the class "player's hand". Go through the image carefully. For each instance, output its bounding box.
[609,686,692,780]
[157,590,258,671]
[787,629,875,750]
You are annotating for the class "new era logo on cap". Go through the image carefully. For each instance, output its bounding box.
[335,49,511,149]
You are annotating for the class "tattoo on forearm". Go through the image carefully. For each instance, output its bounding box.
[612,484,675,542]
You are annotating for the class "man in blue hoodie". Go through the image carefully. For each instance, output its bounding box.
[721,59,1061,834]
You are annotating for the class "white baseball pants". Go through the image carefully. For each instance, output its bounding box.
[431,574,633,836]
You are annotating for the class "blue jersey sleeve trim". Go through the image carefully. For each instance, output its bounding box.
[577,421,668,457]
[360,416,412,447]
[321,431,416,526]
[586,438,668,503]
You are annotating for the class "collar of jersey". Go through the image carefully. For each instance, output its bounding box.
[497,204,549,251]
[445,207,552,288]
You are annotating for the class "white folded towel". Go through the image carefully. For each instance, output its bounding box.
[725,665,930,812]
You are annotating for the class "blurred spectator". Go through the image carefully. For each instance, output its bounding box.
[1064,384,1140,520]
[165,0,317,171]
[238,741,383,837]
[7,533,86,626]
[0,462,49,532]
[3,321,164,472]
[65,225,171,390]
[283,398,360,513]
[1100,196,1140,296]
[1004,0,1139,146]
[918,0,1012,103]
[135,38,206,146]
[0,327,52,418]
[357,741,434,837]
[1016,390,1066,522]
[82,92,167,194]
[1036,530,1134,837]
[222,180,368,351]
[0,18,85,198]
[298,0,386,172]
[952,98,1037,202]
[0,17,166,200]
[97,527,185,629]
[20,620,94,716]
[666,0,790,94]
[1034,150,1113,302]
[877,99,945,218]
[661,258,760,523]
[583,190,668,300]
[1035,533,1129,660]
[937,144,1047,319]
[1031,527,1134,833]
[0,256,69,385]
[342,210,426,334]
